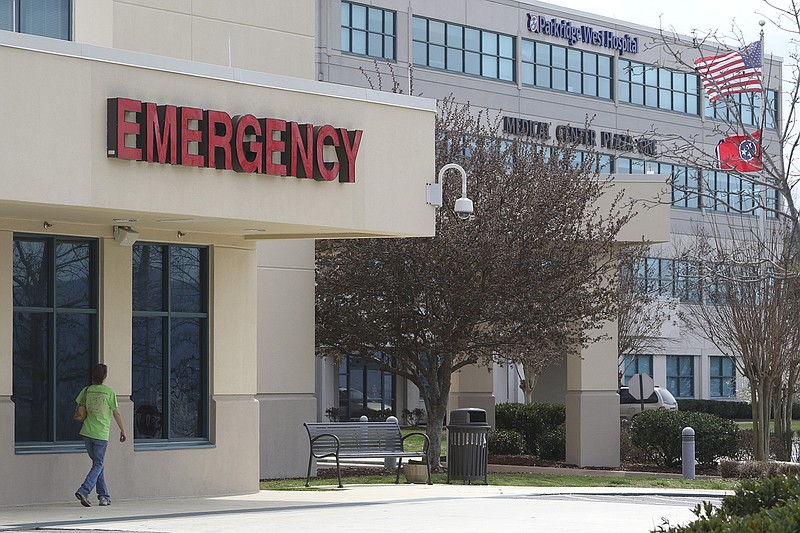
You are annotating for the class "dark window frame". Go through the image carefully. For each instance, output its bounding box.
[131,243,210,448]
[12,233,98,451]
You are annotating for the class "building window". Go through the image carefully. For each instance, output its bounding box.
[338,355,395,421]
[705,90,779,130]
[633,257,674,297]
[412,16,514,82]
[618,59,699,115]
[521,40,612,99]
[666,355,694,398]
[0,0,71,40]
[12,235,97,445]
[621,354,653,386]
[131,244,208,442]
[710,356,736,398]
[340,1,395,60]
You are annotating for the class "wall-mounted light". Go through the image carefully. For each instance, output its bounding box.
[43,221,53,230]
[113,226,139,246]
[426,163,474,220]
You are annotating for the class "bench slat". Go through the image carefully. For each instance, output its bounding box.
[304,421,431,488]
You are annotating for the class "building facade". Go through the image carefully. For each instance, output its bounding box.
[315,0,782,419]
[0,0,437,504]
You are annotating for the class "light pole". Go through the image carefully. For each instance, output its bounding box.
[426,163,474,219]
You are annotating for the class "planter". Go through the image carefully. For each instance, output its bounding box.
[402,463,428,484]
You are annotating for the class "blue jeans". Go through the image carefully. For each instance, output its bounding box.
[78,437,110,500]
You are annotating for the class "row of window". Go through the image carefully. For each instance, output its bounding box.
[0,0,70,40]
[342,2,779,127]
[622,354,736,398]
[616,157,779,216]
[12,235,208,447]
[631,256,781,306]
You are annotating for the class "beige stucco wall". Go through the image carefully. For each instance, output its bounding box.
[0,37,435,239]
[0,222,260,504]
[256,240,317,478]
[0,31,435,503]
[74,0,316,79]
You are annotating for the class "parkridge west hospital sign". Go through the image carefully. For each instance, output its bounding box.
[527,13,639,56]
[107,97,363,183]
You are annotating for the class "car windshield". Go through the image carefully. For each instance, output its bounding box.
[658,388,677,405]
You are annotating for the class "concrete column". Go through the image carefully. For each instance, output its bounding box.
[565,318,620,468]
[449,364,496,429]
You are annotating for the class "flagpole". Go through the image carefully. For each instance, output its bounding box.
[757,20,767,247]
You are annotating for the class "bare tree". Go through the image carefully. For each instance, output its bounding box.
[315,97,633,467]
[642,3,800,460]
[678,220,800,460]
[616,244,678,386]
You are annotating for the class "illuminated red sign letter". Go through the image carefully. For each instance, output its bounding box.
[232,114,263,174]
[205,110,233,170]
[264,118,287,176]
[179,106,204,167]
[144,103,178,164]
[107,97,143,160]
[314,125,340,181]
[337,129,362,183]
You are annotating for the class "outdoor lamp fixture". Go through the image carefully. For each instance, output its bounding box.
[426,163,474,220]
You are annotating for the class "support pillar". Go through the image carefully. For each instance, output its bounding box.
[565,319,620,468]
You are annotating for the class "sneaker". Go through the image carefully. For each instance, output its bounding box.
[99,497,111,506]
[75,492,91,507]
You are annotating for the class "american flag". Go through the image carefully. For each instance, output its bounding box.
[694,41,762,102]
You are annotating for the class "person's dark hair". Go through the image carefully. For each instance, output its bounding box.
[91,363,108,385]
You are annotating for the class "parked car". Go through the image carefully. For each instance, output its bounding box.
[619,386,678,420]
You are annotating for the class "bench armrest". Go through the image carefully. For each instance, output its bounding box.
[309,433,341,458]
[401,431,430,454]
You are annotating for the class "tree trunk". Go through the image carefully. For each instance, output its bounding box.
[520,362,540,404]
[423,400,448,470]
[751,381,772,461]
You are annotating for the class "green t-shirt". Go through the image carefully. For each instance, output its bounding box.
[76,384,118,441]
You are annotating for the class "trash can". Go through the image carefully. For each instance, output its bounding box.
[447,408,490,484]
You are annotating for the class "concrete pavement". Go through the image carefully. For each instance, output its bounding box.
[0,483,728,532]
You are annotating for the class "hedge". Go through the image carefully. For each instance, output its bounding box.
[630,409,740,466]
[495,403,565,456]
[678,399,800,420]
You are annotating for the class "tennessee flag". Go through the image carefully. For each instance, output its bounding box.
[716,131,762,173]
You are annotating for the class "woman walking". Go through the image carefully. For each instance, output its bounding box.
[74,363,127,507]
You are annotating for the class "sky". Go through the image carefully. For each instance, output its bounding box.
[542,0,793,65]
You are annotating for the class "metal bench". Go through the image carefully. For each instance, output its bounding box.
[304,420,431,488]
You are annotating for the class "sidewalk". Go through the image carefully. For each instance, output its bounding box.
[0,483,728,533]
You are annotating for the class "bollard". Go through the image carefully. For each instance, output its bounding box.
[385,416,398,469]
[682,426,695,480]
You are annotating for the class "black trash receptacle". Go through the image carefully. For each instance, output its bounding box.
[447,408,490,484]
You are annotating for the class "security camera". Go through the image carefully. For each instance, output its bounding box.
[454,196,474,220]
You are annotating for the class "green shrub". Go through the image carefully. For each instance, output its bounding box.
[677,399,752,420]
[656,474,800,532]
[488,429,526,455]
[537,424,566,461]
[678,399,800,421]
[495,403,566,456]
[630,410,740,466]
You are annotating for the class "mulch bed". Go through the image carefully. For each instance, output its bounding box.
[488,454,718,475]
[306,456,718,479]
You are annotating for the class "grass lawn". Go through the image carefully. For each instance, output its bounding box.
[401,428,446,457]
[260,472,737,491]
[734,420,800,431]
